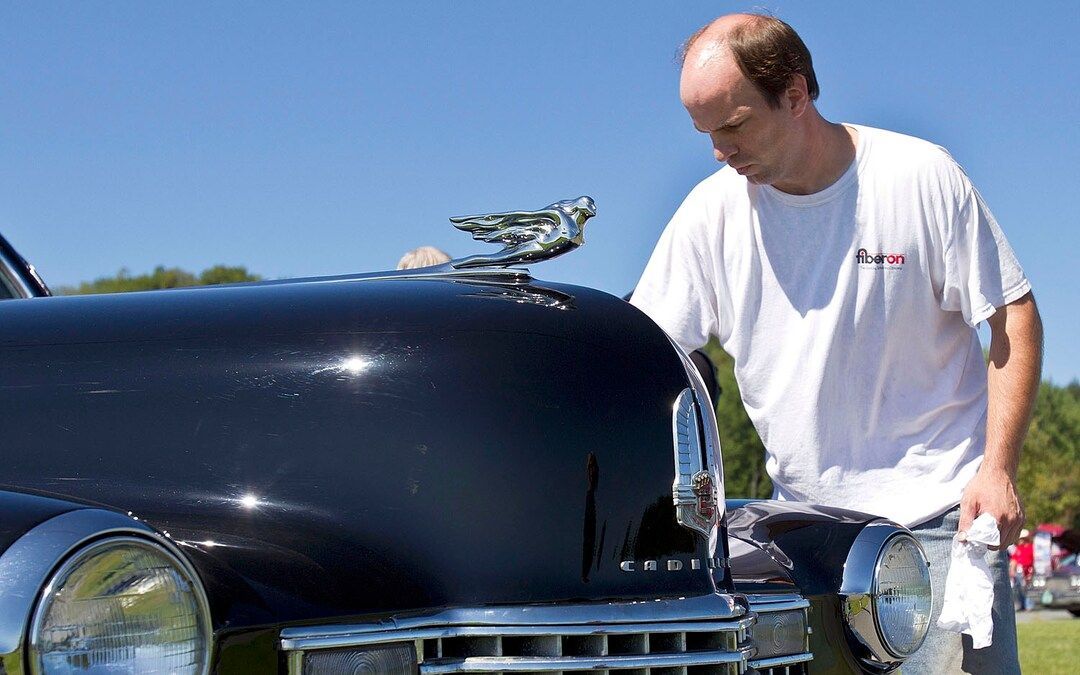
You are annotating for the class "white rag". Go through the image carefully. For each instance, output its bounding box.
[936,513,1000,649]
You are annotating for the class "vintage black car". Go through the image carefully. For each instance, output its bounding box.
[0,205,932,674]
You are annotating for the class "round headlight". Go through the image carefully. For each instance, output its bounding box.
[873,534,932,657]
[30,536,211,675]
[841,523,933,668]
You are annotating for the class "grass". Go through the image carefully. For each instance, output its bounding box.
[1017,616,1080,673]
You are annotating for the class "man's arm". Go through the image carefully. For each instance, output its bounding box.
[959,291,1043,547]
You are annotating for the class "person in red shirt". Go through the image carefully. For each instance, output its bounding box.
[1009,529,1034,610]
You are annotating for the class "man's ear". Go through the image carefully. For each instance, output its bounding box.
[787,74,810,117]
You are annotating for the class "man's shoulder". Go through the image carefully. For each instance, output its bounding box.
[856,124,959,171]
[690,165,746,197]
[681,166,748,213]
[659,168,746,245]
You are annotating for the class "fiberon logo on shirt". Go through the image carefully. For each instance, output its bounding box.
[856,248,906,269]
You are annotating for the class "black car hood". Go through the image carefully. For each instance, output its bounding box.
[1,275,720,629]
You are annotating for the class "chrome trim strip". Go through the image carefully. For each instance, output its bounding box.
[282,617,756,652]
[281,592,745,645]
[0,509,156,674]
[205,265,535,293]
[672,346,726,519]
[421,649,752,673]
[0,248,37,298]
[349,265,533,284]
[840,522,908,595]
[26,535,212,675]
[671,388,715,537]
[748,652,814,668]
[25,264,49,296]
[745,594,812,613]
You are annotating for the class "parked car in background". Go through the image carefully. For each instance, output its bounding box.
[1036,553,1080,616]
[0,201,932,673]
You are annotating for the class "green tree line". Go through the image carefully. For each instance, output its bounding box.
[57,265,260,295]
[61,267,1078,529]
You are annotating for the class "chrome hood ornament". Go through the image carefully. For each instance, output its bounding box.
[448,196,595,269]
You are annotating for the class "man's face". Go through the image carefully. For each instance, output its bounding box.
[679,45,798,186]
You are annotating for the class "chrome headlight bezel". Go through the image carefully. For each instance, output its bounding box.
[27,531,212,675]
[840,522,932,668]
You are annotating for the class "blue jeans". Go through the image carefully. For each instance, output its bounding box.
[1012,570,1030,611]
[901,507,1020,674]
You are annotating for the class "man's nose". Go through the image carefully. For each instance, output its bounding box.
[711,139,737,163]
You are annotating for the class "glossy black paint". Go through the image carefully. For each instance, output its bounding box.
[0,274,718,629]
[0,490,83,552]
[726,499,876,595]
[726,499,884,674]
[212,627,281,674]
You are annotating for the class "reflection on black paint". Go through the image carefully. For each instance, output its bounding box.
[457,282,576,310]
[633,496,697,558]
[595,522,606,574]
[618,521,634,563]
[580,452,599,582]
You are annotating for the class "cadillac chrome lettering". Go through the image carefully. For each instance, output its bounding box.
[619,556,726,572]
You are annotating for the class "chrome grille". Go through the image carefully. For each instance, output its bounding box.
[416,620,749,673]
[281,594,813,674]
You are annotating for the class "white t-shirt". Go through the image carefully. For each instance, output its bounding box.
[631,124,1031,527]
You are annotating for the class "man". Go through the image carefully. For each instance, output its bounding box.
[630,14,1042,673]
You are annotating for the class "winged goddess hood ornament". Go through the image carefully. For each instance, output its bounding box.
[448,196,595,269]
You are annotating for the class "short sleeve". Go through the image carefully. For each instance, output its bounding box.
[939,166,1031,326]
[630,191,720,353]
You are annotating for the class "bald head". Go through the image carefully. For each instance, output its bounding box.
[680,13,818,109]
[680,13,760,67]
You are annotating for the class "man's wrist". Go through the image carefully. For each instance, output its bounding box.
[979,452,1019,480]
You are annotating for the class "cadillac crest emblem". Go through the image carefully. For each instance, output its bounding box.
[692,471,716,520]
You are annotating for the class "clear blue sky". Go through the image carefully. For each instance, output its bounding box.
[2,2,1077,382]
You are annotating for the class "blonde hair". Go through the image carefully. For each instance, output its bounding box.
[396,246,451,270]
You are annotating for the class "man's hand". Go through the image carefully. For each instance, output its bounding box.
[959,466,1024,548]
[971,292,1042,548]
